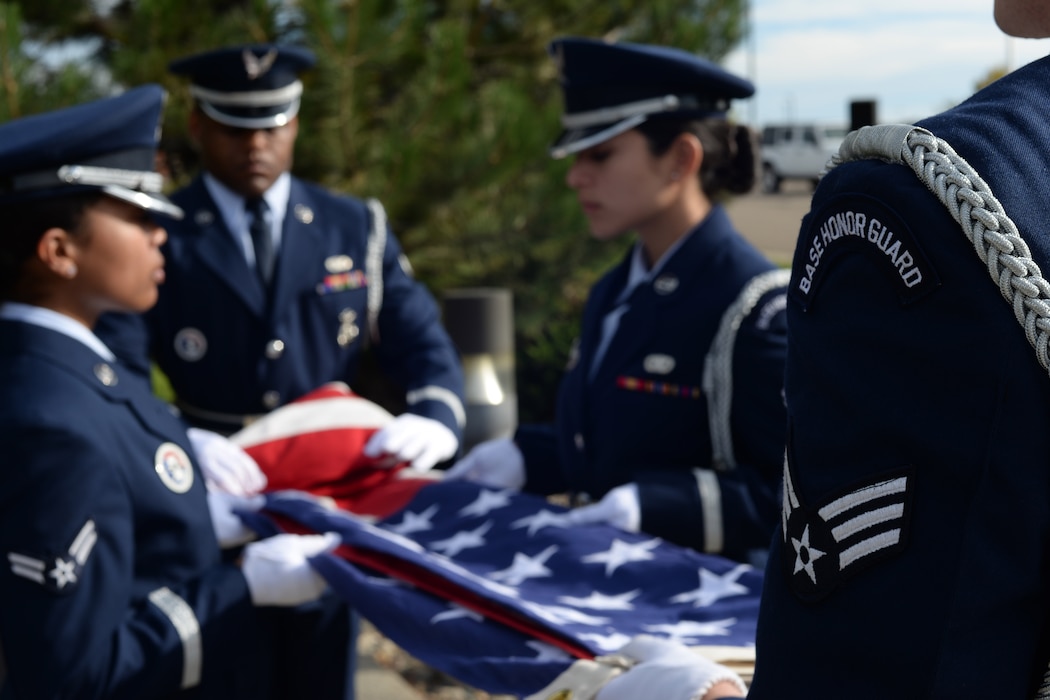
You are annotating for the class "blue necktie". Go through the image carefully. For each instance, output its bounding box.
[245,197,274,285]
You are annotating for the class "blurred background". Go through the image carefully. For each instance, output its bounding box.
[5,0,1047,425]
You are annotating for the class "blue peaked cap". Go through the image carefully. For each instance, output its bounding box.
[0,84,183,218]
[548,37,755,159]
[169,44,316,130]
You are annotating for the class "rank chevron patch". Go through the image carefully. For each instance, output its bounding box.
[781,463,913,601]
[7,519,97,594]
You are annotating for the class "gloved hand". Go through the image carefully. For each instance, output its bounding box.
[363,413,459,472]
[443,437,525,490]
[187,427,268,496]
[565,482,641,532]
[241,532,341,607]
[596,636,747,700]
[207,491,265,549]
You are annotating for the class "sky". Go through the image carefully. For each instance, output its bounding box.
[722,0,1050,128]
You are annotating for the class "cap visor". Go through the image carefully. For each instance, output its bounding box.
[103,185,184,220]
[199,100,299,130]
[549,116,647,159]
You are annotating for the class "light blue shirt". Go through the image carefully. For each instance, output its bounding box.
[202,171,290,269]
[0,302,115,361]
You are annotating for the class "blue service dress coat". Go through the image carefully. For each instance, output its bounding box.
[0,319,273,699]
[97,176,464,436]
[515,206,789,563]
[750,54,1050,698]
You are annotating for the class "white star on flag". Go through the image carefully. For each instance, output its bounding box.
[460,489,513,518]
[511,509,573,536]
[429,520,493,557]
[581,538,661,576]
[490,545,558,586]
[387,504,439,535]
[557,589,640,611]
[670,564,752,607]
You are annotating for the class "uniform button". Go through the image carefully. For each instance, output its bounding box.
[265,339,285,359]
[262,390,281,409]
[574,432,585,451]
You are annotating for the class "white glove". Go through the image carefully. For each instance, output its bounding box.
[363,413,459,472]
[187,427,268,496]
[241,532,341,607]
[597,636,747,700]
[443,437,525,490]
[207,491,265,549]
[565,483,641,532]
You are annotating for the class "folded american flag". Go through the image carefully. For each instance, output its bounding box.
[232,384,761,697]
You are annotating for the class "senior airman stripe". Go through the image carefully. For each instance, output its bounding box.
[781,461,913,601]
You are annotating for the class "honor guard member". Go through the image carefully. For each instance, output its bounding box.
[749,1,1050,696]
[96,44,465,473]
[448,38,789,565]
[0,86,352,699]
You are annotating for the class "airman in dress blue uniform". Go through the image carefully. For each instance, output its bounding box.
[0,86,349,699]
[448,38,788,565]
[748,2,1050,696]
[96,44,464,473]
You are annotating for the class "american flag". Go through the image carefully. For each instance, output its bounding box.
[232,384,761,697]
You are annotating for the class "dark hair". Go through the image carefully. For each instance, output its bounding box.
[635,117,757,200]
[0,193,100,301]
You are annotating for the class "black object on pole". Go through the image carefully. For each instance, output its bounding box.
[850,99,877,131]
[443,288,518,452]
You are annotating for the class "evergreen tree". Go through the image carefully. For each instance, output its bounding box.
[0,0,748,422]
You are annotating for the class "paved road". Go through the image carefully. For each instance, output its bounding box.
[725,180,815,267]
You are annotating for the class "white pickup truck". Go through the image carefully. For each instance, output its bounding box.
[759,124,848,193]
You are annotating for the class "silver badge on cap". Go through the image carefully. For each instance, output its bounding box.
[174,328,207,362]
[325,255,353,273]
[294,204,314,224]
[243,48,277,80]
[154,442,194,494]
[643,354,676,375]
[653,275,679,295]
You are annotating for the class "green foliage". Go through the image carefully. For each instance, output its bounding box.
[0,0,748,422]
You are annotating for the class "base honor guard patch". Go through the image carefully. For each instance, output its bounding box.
[790,194,939,310]
[780,461,913,601]
[7,519,98,594]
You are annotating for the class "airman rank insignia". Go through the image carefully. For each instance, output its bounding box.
[155,442,195,493]
[7,519,98,594]
[174,327,207,362]
[780,460,913,601]
[790,194,939,311]
[193,209,214,226]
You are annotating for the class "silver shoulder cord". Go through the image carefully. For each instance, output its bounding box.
[828,124,1050,700]
[365,197,387,344]
[703,267,790,471]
